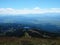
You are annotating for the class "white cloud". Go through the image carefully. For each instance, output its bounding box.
[33,7,40,10]
[0,7,60,15]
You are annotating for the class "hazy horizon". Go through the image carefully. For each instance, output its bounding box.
[0,0,60,33]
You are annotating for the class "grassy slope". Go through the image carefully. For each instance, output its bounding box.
[0,37,60,45]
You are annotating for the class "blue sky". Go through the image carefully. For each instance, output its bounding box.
[0,0,60,15]
[0,0,60,9]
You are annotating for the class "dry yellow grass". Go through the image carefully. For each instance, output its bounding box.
[0,37,60,45]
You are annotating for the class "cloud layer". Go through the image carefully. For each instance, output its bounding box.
[0,7,60,15]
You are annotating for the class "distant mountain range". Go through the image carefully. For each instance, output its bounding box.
[0,14,60,38]
[0,14,60,32]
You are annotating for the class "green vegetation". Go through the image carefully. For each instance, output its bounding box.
[0,32,60,45]
[0,37,60,45]
[0,23,60,45]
